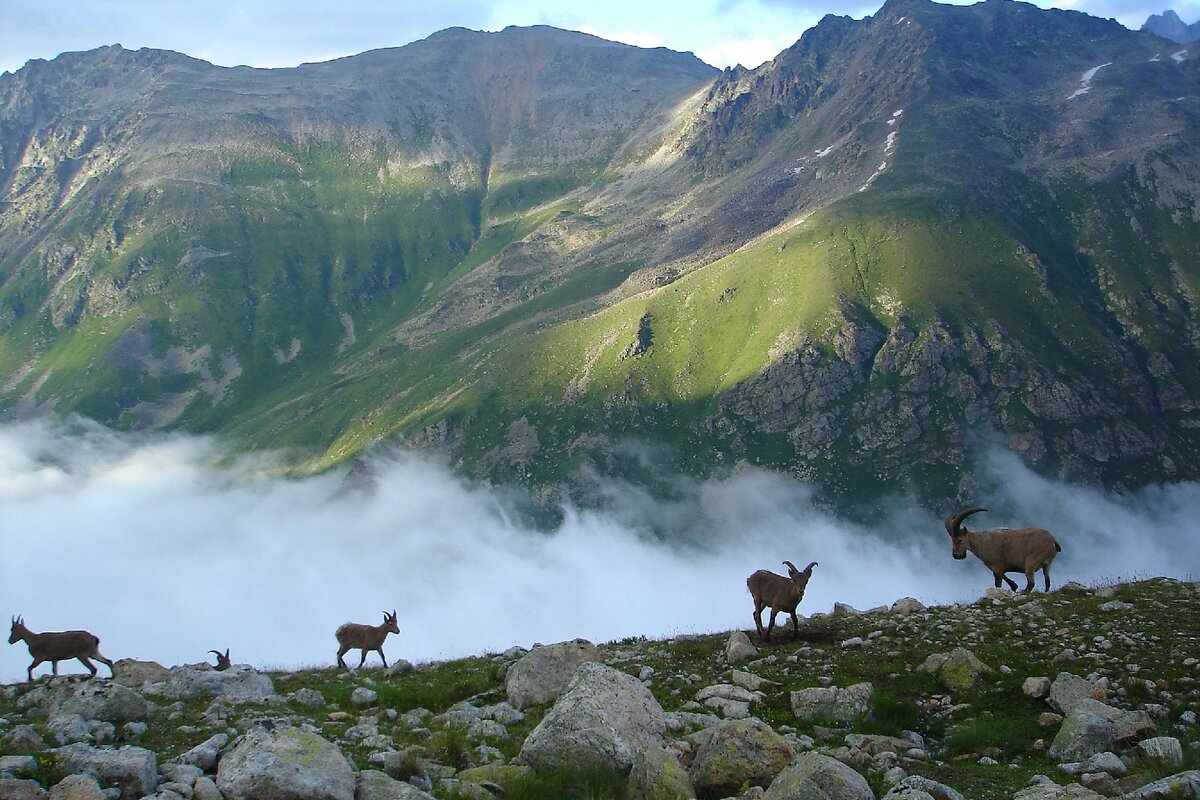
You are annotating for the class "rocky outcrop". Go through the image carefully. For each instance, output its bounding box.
[789,683,873,723]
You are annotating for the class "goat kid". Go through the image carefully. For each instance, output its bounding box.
[747,560,818,642]
[336,610,400,669]
[8,616,115,682]
[945,507,1062,593]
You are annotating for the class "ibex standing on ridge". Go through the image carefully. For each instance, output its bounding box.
[8,616,115,682]
[945,508,1061,593]
[747,560,818,642]
[336,610,400,669]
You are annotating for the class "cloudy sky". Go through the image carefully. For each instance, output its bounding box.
[1,418,1197,682]
[2,0,1197,76]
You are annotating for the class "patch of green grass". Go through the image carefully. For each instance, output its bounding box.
[499,761,630,800]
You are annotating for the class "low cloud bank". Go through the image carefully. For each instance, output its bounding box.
[1,418,1197,682]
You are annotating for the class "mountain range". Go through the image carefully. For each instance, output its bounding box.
[1,0,1198,512]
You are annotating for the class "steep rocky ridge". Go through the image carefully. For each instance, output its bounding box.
[1,2,1199,509]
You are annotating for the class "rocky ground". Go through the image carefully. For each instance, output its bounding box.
[1,577,1197,800]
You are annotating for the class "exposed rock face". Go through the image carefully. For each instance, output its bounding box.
[516,662,668,775]
[216,725,356,800]
[355,769,436,800]
[505,639,602,710]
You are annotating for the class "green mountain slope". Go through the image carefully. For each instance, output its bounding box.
[2,2,1199,510]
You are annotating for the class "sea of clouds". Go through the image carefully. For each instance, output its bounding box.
[1,417,1197,682]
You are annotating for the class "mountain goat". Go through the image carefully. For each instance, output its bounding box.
[747,560,818,642]
[336,610,400,669]
[945,508,1062,593]
[8,616,115,681]
[209,649,231,671]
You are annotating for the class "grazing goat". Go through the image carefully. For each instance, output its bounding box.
[747,560,818,642]
[945,508,1062,593]
[8,616,114,682]
[336,610,399,669]
[209,648,231,671]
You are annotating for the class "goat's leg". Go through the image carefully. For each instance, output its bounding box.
[51,660,59,676]
[790,611,800,641]
[336,644,351,669]
[378,649,388,669]
[752,601,765,640]
[27,657,44,681]
[95,652,114,676]
[358,649,368,668]
[1042,564,1052,592]
[77,656,97,676]
[765,610,777,643]
[995,572,1018,591]
[1022,570,1036,593]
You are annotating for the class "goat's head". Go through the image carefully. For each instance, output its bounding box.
[782,561,819,586]
[382,610,399,634]
[8,615,24,644]
[945,508,987,560]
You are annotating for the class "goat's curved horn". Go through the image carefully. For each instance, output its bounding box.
[946,507,987,534]
[209,650,223,657]
[806,561,819,571]
[782,560,798,572]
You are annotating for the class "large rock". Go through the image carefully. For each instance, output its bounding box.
[110,659,170,687]
[53,744,158,800]
[628,744,694,800]
[1128,770,1200,799]
[143,665,274,703]
[176,733,229,772]
[789,683,873,723]
[48,774,106,800]
[0,778,49,800]
[516,662,667,776]
[1048,673,1104,715]
[919,648,991,691]
[19,681,148,723]
[695,684,764,719]
[1135,737,1184,767]
[355,769,436,800]
[1011,781,1107,799]
[763,752,873,800]
[687,718,794,798]
[216,724,355,800]
[880,775,966,800]
[724,632,758,664]
[504,639,600,711]
[1048,699,1155,762]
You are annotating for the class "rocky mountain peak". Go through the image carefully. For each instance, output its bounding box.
[1142,8,1200,42]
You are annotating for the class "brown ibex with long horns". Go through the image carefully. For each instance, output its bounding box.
[336,610,400,669]
[944,508,1061,593]
[747,560,818,642]
[8,616,115,682]
[209,648,231,671]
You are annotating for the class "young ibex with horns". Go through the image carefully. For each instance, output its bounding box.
[8,616,115,682]
[336,610,400,669]
[945,508,1061,593]
[747,560,818,642]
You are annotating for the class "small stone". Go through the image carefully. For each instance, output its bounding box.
[350,687,378,707]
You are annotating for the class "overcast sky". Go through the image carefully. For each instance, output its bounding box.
[2,0,1197,76]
